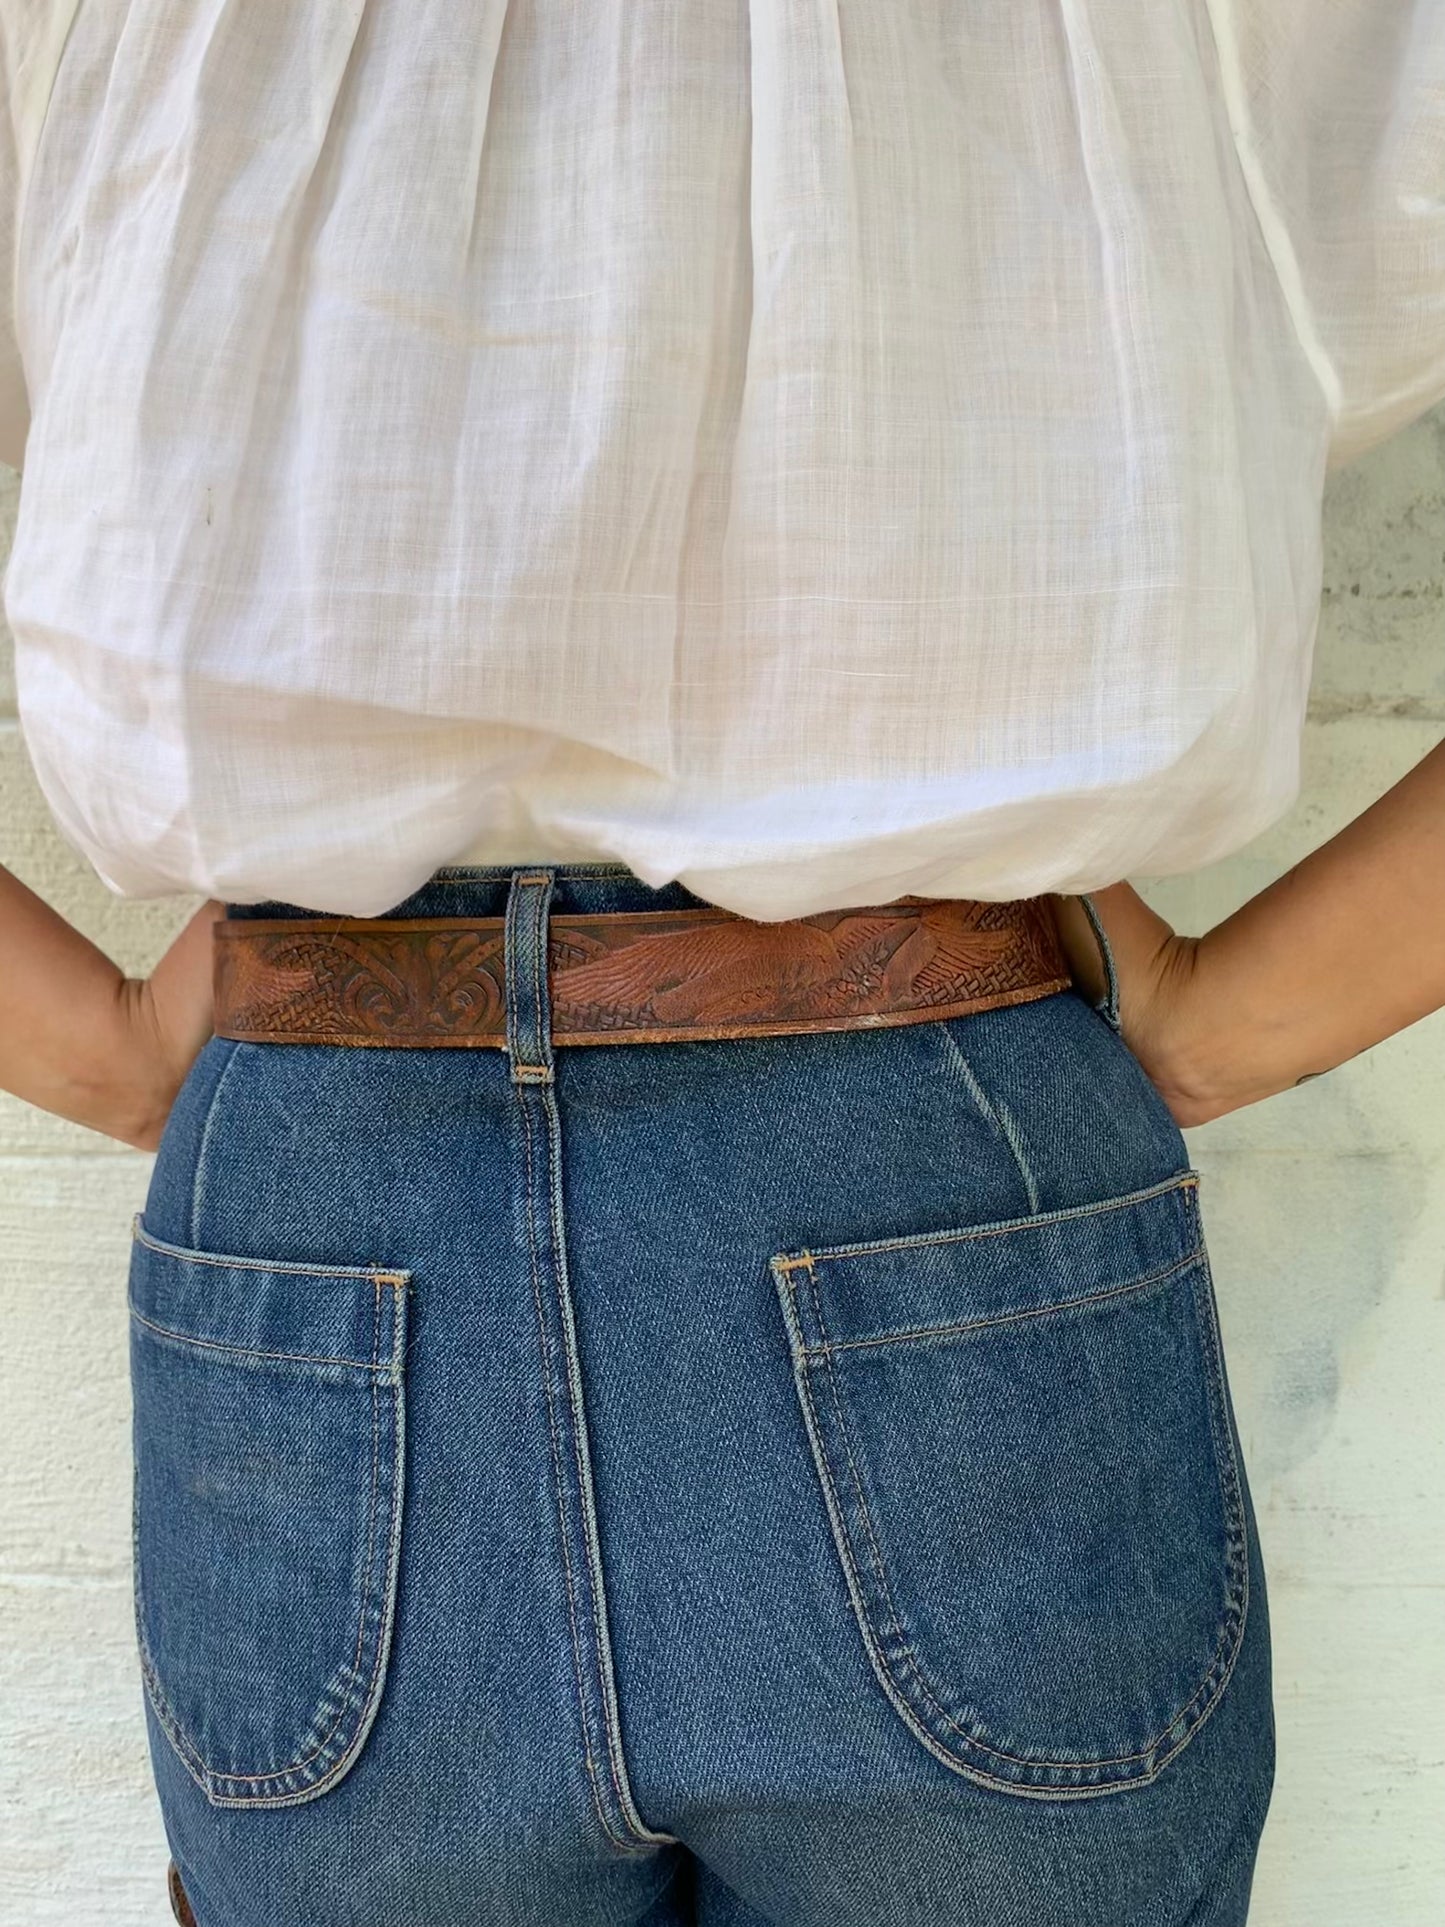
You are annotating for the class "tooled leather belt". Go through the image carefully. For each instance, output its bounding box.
[212,894,1073,1049]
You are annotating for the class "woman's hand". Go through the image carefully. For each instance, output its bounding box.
[0,859,224,1150]
[1051,726,1445,1130]
[1055,886,1248,1125]
[113,898,227,1150]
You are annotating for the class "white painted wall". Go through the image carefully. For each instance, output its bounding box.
[1,419,1443,1923]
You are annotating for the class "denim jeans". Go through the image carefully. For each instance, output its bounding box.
[129,864,1275,1926]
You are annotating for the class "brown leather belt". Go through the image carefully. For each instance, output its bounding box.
[212,893,1072,1049]
[167,1862,198,1927]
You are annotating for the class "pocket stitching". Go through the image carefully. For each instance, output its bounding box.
[773,1169,1198,1271]
[797,1255,1243,1778]
[774,1213,1251,1794]
[794,1246,1202,1359]
[221,1289,389,1792]
[127,1302,397,1376]
[132,1210,413,1285]
[133,1275,407,1805]
[138,1349,386,1795]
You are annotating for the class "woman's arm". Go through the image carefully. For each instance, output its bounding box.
[0,862,223,1149]
[1052,734,1445,1127]
[6,729,1442,1146]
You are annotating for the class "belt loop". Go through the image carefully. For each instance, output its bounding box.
[1077,892,1123,1034]
[504,868,557,1083]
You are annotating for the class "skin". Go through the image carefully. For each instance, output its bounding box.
[1049,731,1445,1126]
[0,732,1442,1147]
[0,868,224,1151]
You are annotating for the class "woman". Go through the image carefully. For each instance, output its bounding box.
[2,5,1442,1924]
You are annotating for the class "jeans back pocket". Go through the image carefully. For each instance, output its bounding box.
[771,1170,1248,1798]
[127,1213,411,1808]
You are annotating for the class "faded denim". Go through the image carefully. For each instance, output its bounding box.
[129,864,1275,1926]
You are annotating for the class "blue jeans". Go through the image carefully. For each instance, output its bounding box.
[129,865,1275,1926]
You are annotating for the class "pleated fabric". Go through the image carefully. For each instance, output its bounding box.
[1,1,1442,917]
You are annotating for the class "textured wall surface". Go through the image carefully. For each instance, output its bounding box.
[1,416,1443,1924]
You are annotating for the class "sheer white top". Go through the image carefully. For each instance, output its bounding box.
[2,2,1442,918]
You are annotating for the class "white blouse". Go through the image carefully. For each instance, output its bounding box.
[2,1,1443,921]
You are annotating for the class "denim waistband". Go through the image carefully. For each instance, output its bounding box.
[223,863,724,923]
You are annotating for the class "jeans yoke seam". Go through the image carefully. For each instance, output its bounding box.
[187,1038,244,1249]
[937,1025,1040,1215]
